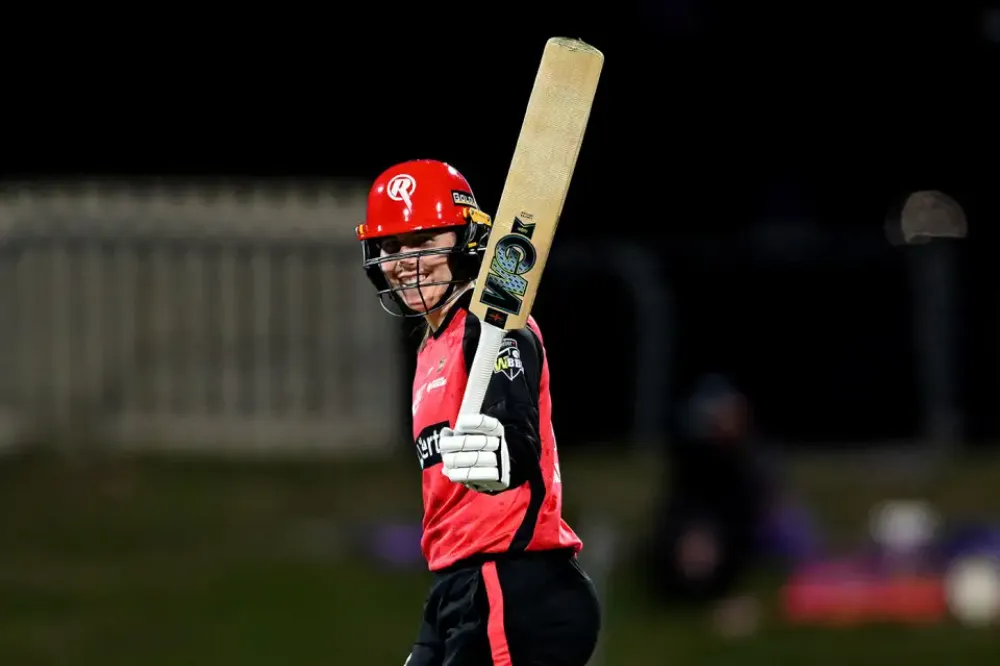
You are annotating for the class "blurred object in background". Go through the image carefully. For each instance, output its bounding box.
[0,180,403,456]
[782,498,1000,628]
[782,559,948,627]
[941,522,1000,564]
[885,190,969,246]
[643,374,786,620]
[782,497,948,626]
[639,0,703,35]
[983,7,1000,42]
[941,522,1000,626]
[944,555,1000,627]
[899,190,968,244]
[869,499,940,575]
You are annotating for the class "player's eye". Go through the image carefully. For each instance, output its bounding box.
[379,238,401,255]
[379,234,437,256]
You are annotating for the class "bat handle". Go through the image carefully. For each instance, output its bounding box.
[459,319,506,417]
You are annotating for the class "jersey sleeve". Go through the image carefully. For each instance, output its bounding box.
[462,317,544,491]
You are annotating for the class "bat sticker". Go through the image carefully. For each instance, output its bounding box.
[481,216,537,316]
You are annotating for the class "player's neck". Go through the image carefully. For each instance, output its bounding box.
[424,308,447,332]
[424,284,471,332]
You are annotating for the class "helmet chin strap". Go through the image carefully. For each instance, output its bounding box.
[380,279,472,321]
[423,282,474,330]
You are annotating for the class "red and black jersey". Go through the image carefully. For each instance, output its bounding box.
[412,290,583,571]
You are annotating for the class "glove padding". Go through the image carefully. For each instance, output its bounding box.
[439,414,510,492]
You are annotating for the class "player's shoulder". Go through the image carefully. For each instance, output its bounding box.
[502,325,538,349]
[525,315,545,344]
[502,322,545,367]
[460,312,544,363]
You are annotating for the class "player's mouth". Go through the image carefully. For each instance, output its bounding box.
[397,274,427,289]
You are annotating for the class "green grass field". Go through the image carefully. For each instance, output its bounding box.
[0,447,997,665]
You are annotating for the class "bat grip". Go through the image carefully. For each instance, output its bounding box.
[459,319,506,416]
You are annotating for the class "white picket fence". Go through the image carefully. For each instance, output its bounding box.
[0,180,404,455]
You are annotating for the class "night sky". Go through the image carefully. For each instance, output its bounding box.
[4,4,998,445]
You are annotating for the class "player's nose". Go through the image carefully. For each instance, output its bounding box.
[395,255,418,276]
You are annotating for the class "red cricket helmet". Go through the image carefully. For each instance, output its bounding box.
[356,159,492,317]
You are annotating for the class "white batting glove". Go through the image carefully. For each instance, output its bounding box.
[439,414,510,492]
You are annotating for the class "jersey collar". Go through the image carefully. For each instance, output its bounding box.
[430,288,473,339]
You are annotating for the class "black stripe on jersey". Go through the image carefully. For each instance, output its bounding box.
[462,310,546,552]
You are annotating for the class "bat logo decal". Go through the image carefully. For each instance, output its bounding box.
[481,217,537,316]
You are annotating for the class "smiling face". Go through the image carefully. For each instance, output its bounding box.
[379,230,459,313]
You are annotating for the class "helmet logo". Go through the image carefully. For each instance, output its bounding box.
[386,174,417,209]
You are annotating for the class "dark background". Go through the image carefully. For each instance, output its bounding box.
[6,2,999,448]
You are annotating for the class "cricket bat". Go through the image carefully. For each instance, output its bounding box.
[459,37,604,417]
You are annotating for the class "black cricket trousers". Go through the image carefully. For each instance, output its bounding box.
[406,548,601,666]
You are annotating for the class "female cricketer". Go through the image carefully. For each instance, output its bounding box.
[356,159,601,666]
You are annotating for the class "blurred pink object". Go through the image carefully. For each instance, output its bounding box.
[782,561,946,625]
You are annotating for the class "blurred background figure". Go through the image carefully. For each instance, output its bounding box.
[643,374,777,632]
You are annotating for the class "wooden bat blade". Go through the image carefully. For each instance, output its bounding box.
[459,37,603,419]
[469,37,604,331]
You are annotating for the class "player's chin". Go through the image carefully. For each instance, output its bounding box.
[401,288,442,312]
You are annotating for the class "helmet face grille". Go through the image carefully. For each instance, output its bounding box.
[362,225,487,319]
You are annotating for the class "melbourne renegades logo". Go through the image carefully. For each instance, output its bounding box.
[386,174,416,209]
